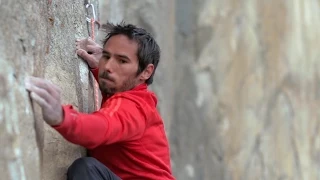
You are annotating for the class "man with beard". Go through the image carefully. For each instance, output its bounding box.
[25,22,175,180]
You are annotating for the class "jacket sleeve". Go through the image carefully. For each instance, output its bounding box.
[90,68,99,82]
[52,96,147,149]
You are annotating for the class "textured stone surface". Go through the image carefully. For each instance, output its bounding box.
[0,0,96,179]
[41,0,98,179]
[0,1,46,179]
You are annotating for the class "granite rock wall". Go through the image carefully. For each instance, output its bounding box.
[0,0,97,179]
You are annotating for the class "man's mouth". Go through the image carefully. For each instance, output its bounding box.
[99,74,114,82]
[99,71,115,83]
[100,77,113,83]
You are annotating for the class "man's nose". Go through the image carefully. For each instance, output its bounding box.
[104,58,114,73]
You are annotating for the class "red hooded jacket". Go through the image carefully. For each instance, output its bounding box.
[53,69,174,180]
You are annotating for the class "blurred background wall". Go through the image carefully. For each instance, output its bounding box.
[1,0,320,180]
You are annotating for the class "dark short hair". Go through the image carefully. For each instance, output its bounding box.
[101,21,160,85]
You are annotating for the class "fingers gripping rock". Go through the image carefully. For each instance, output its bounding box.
[76,49,100,69]
[25,76,63,126]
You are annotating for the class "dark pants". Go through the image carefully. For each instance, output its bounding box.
[67,157,121,180]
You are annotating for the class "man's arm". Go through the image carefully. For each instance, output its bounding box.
[53,96,146,149]
[90,68,99,82]
[25,77,146,148]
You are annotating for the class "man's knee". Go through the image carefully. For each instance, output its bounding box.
[68,157,98,173]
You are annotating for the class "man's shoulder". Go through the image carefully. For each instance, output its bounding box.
[107,92,147,105]
[104,90,156,111]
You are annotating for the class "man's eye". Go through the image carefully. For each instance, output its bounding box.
[103,55,110,60]
[119,59,127,64]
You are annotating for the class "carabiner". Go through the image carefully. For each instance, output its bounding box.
[85,3,96,23]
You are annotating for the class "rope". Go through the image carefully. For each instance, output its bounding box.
[90,17,100,111]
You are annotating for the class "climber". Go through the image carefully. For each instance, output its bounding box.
[25,22,175,180]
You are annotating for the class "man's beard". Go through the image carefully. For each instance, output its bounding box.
[98,71,138,96]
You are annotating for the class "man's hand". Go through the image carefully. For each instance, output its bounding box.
[25,76,63,126]
[76,37,102,69]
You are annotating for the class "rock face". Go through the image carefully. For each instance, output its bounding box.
[0,1,46,179]
[0,0,96,179]
[41,0,99,179]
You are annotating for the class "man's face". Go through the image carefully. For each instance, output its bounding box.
[98,34,140,96]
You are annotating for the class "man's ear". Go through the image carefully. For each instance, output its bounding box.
[139,64,154,81]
